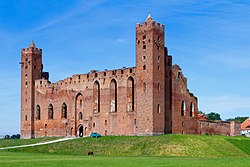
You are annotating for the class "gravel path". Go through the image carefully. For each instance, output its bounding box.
[0,137,77,150]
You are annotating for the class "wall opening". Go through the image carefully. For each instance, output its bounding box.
[48,104,53,119]
[181,101,186,116]
[36,105,41,120]
[110,79,117,112]
[62,103,67,119]
[127,77,135,111]
[93,81,100,113]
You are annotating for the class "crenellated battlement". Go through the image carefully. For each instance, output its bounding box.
[35,67,136,94]
[21,47,42,54]
[136,14,164,30]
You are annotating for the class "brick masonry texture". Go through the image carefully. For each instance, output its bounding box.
[21,15,237,139]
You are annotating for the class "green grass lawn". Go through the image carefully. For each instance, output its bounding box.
[0,151,250,167]
[1,135,249,166]
[3,135,249,158]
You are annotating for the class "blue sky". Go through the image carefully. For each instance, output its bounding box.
[0,0,249,135]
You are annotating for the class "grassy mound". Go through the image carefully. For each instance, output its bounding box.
[2,135,249,158]
[0,137,60,148]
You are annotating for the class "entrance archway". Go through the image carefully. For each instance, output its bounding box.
[78,125,83,137]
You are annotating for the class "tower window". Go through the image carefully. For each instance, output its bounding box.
[95,73,98,77]
[143,35,146,39]
[25,58,28,61]
[34,65,37,69]
[25,115,27,121]
[138,40,140,44]
[158,66,160,70]
[93,123,96,128]
[157,104,161,113]
[143,45,146,49]
[104,72,106,76]
[158,56,160,61]
[158,36,160,40]
[134,119,137,125]
[121,70,124,74]
[143,55,146,60]
[105,120,107,125]
[143,82,146,91]
[143,65,146,70]
[158,83,160,91]
[25,66,28,69]
[130,69,132,73]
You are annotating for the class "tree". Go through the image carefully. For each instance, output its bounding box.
[4,135,10,139]
[206,112,221,121]
[225,117,248,123]
[198,110,205,114]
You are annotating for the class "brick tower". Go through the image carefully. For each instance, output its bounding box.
[135,15,166,135]
[20,41,43,139]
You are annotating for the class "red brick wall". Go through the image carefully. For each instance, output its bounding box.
[171,65,198,134]
[198,120,241,136]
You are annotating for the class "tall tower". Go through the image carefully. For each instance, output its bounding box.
[135,15,166,135]
[20,41,42,139]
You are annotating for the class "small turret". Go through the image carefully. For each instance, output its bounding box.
[29,40,36,48]
[146,13,153,22]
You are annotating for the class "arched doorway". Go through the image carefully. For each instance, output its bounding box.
[78,125,83,137]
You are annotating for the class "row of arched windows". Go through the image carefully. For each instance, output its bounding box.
[36,102,67,120]
[181,101,195,117]
[93,77,135,113]
[35,77,135,120]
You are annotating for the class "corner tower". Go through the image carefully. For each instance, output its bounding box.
[20,41,43,139]
[135,15,166,135]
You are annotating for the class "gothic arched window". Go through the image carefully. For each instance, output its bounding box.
[79,112,83,120]
[190,102,194,117]
[127,77,134,111]
[110,79,117,112]
[62,103,67,119]
[181,101,186,116]
[93,81,100,113]
[36,105,41,120]
[48,104,53,119]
